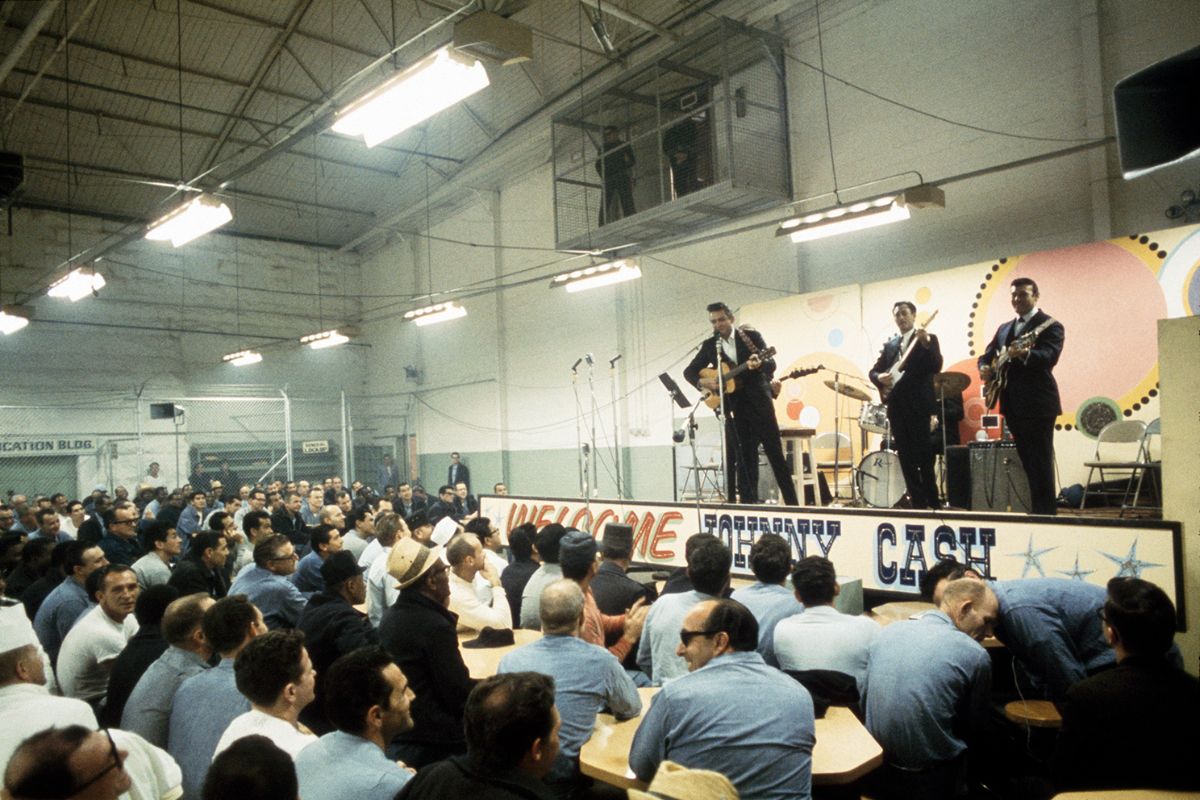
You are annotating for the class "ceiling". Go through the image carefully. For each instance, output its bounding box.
[0,0,789,256]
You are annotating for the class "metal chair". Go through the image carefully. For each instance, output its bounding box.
[813,431,854,500]
[1079,419,1147,510]
[1120,417,1161,517]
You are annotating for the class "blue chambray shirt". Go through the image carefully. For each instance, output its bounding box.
[630,650,815,799]
[121,646,210,747]
[229,566,309,629]
[32,579,90,663]
[167,658,251,800]
[729,581,804,666]
[636,590,715,685]
[294,730,411,800]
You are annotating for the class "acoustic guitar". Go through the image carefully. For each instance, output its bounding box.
[982,317,1057,408]
[698,346,776,409]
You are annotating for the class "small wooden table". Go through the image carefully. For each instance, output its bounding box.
[456,629,541,679]
[579,688,882,789]
[1003,699,1062,729]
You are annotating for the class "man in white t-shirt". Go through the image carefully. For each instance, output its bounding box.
[213,629,318,759]
[57,565,140,705]
[364,513,406,627]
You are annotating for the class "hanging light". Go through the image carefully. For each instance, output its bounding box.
[0,305,30,335]
[777,185,945,243]
[332,46,490,148]
[404,301,468,327]
[222,349,263,366]
[48,267,106,302]
[145,194,233,247]
[549,258,642,293]
[301,328,352,349]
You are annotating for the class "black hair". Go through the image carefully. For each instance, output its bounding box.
[792,556,837,606]
[34,508,58,527]
[86,563,133,600]
[310,525,336,552]
[892,301,916,316]
[509,524,536,561]
[535,523,567,564]
[687,536,731,596]
[748,534,792,584]
[324,646,396,735]
[1104,577,1176,656]
[203,735,297,800]
[234,630,307,706]
[706,301,733,317]
[135,583,181,627]
[142,520,174,549]
[464,672,556,774]
[189,531,226,561]
[2,725,93,799]
[242,510,271,536]
[918,558,969,602]
[207,512,231,533]
[203,595,259,655]
[19,537,53,565]
[1011,277,1039,295]
[704,599,759,652]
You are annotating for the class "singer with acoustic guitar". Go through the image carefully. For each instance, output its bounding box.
[683,302,799,506]
[869,301,943,509]
[978,277,1065,515]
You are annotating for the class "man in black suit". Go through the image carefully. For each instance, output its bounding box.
[452,482,478,519]
[591,523,657,617]
[427,485,458,526]
[447,453,470,492]
[683,302,797,506]
[869,301,943,509]
[978,278,1065,515]
[395,482,426,519]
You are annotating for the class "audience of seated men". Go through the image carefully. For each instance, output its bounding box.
[294,647,416,800]
[120,593,214,747]
[630,599,815,800]
[131,521,180,590]
[57,564,140,707]
[203,734,298,800]
[364,512,405,627]
[0,605,98,771]
[773,555,879,694]
[379,537,473,768]
[100,584,177,727]
[229,534,309,629]
[33,541,109,664]
[168,530,229,600]
[921,558,1114,701]
[296,550,377,734]
[638,534,731,685]
[169,595,263,800]
[729,533,804,666]
[499,523,538,627]
[558,529,648,663]
[499,579,641,795]
[397,672,560,800]
[291,524,343,595]
[520,524,567,630]
[446,533,511,632]
[214,629,317,759]
[863,577,996,800]
[1051,576,1200,793]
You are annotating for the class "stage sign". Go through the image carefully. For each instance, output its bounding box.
[479,495,1183,611]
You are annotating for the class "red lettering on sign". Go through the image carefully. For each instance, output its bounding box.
[593,509,616,533]
[633,513,656,557]
[570,508,592,530]
[651,512,682,559]
[555,506,571,524]
[536,505,557,527]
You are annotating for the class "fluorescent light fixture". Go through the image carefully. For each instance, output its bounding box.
[145,194,233,247]
[777,185,944,243]
[222,349,263,366]
[48,267,106,302]
[301,329,351,349]
[549,258,642,293]
[0,305,30,335]
[332,47,490,148]
[403,301,468,327]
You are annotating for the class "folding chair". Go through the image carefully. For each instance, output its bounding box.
[1079,420,1146,510]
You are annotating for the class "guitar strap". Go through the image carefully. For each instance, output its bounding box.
[736,327,763,358]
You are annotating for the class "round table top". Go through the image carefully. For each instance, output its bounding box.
[456,628,541,679]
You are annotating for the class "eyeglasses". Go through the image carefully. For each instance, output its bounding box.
[679,629,716,646]
[72,729,124,794]
[270,552,300,562]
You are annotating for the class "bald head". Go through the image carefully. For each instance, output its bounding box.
[539,579,584,635]
[939,578,999,642]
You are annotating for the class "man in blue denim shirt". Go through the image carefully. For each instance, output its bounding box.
[499,579,641,792]
[729,533,803,666]
[630,599,815,800]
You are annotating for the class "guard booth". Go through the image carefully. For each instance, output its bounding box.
[552,18,792,253]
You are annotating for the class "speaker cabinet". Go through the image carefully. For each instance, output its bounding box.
[969,441,1031,513]
[149,402,177,420]
[1113,44,1200,178]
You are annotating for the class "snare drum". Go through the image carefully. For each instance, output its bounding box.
[858,402,889,434]
[856,450,906,508]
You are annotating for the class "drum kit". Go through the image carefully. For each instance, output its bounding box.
[821,371,970,507]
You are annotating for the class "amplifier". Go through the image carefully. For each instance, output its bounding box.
[969,441,1031,513]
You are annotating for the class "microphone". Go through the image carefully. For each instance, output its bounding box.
[584,352,594,366]
[570,358,582,372]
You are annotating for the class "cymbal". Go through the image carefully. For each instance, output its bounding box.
[931,371,970,396]
[823,379,872,402]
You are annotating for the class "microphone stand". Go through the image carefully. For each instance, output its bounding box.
[829,369,848,504]
[715,332,731,504]
[609,354,623,499]
[584,354,598,514]
[571,359,586,499]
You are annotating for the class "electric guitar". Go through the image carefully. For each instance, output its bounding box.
[698,347,776,409]
[982,317,1058,409]
[880,310,938,400]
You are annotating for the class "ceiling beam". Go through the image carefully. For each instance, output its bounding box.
[1,0,102,128]
[183,0,383,61]
[0,0,59,88]
[196,0,318,177]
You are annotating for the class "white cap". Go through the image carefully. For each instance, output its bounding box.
[0,605,39,653]
[431,516,459,547]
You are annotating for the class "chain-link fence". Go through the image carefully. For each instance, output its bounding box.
[0,388,390,506]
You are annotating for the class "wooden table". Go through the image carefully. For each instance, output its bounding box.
[579,688,883,789]
[456,629,541,679]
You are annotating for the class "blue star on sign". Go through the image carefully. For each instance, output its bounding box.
[1058,554,1095,582]
[1100,538,1162,578]
[1009,534,1057,578]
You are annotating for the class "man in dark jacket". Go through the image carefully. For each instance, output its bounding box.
[271,492,311,553]
[380,537,473,768]
[499,524,539,627]
[398,672,558,800]
[167,530,229,600]
[591,523,657,615]
[295,550,377,734]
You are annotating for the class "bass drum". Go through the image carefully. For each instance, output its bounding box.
[856,450,906,508]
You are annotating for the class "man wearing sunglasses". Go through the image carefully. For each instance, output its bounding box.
[629,599,816,800]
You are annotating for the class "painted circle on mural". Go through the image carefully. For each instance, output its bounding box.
[827,328,844,348]
[1158,227,1200,317]
[805,294,836,318]
[974,241,1165,417]
[914,286,932,305]
[799,406,820,428]
[773,352,872,439]
[1076,397,1120,438]
[945,358,988,441]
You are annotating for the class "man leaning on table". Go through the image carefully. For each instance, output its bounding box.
[629,599,815,800]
